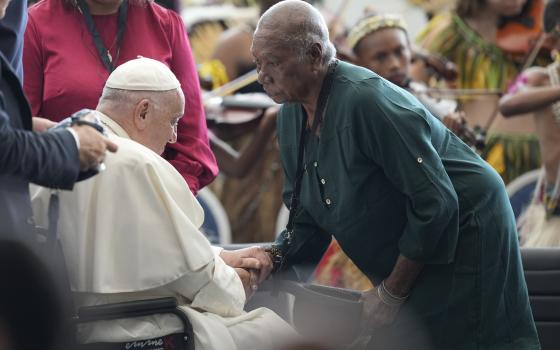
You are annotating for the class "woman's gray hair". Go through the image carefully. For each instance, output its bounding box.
[285,18,336,64]
[257,0,336,65]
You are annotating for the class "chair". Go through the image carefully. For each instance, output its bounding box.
[73,297,195,350]
[506,169,541,219]
[521,248,560,350]
[196,187,232,244]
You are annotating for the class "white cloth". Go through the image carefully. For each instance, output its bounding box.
[31,112,295,350]
[106,57,181,91]
[519,168,560,247]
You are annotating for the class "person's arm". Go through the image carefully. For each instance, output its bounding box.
[354,82,460,328]
[211,27,249,82]
[22,13,44,117]
[358,81,460,287]
[163,12,218,194]
[500,68,560,117]
[210,107,278,178]
[166,248,247,317]
[0,103,80,189]
[263,107,332,277]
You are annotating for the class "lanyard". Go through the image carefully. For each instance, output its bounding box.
[77,0,129,73]
[283,60,338,248]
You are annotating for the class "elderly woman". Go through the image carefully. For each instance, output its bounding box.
[253,1,539,349]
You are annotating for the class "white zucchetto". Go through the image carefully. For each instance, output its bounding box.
[105,56,181,91]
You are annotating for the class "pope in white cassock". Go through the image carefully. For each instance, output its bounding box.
[31,57,296,350]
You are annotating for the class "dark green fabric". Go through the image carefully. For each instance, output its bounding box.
[275,61,540,349]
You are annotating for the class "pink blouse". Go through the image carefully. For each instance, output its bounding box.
[23,0,218,194]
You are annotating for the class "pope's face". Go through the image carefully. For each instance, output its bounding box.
[0,0,11,19]
[146,90,184,155]
[251,30,317,104]
[354,28,412,88]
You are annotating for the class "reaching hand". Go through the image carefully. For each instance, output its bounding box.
[220,246,273,284]
[72,125,118,171]
[234,268,259,300]
[360,286,401,333]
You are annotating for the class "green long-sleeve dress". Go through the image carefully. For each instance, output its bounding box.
[274,60,539,349]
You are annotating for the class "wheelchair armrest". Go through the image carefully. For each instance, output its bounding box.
[77,297,181,323]
[75,298,195,349]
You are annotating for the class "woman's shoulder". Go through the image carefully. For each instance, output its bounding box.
[28,0,71,21]
[138,1,183,25]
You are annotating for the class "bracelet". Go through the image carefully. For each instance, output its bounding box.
[264,245,283,273]
[377,280,408,306]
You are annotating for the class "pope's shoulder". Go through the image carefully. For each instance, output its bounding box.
[104,135,177,175]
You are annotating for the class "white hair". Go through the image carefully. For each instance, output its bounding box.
[257,0,336,64]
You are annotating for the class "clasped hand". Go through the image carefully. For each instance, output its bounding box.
[219,246,273,299]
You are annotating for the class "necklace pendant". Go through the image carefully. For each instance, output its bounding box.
[107,50,113,63]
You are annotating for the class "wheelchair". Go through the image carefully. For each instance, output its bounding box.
[68,245,364,350]
[73,297,195,350]
[69,271,363,350]
[68,246,560,350]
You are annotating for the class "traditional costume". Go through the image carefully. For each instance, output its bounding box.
[417,12,543,184]
[30,58,295,350]
[273,60,539,349]
[518,61,560,247]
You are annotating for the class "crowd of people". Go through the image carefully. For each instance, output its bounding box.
[1,0,559,349]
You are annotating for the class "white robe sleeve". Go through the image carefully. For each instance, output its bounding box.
[30,137,242,315]
[166,250,246,317]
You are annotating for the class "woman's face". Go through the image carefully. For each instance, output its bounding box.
[487,0,526,17]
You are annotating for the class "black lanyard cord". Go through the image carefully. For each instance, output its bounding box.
[77,0,129,73]
[283,59,338,247]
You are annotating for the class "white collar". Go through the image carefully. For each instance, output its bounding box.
[96,111,131,139]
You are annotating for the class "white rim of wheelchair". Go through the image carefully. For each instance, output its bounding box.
[506,169,542,198]
[197,187,232,244]
[276,205,290,238]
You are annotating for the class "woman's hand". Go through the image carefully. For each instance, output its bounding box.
[360,286,401,332]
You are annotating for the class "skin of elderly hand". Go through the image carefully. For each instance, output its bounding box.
[360,287,401,332]
[72,125,118,171]
[442,111,466,135]
[220,246,273,284]
[32,117,57,133]
[234,268,259,300]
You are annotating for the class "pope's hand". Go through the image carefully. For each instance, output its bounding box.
[72,125,118,171]
[360,287,401,332]
[220,246,273,283]
[235,268,258,300]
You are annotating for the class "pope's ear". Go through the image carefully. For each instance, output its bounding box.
[133,99,150,130]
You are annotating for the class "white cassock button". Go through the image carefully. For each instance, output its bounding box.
[325,198,332,205]
[417,157,423,164]
[320,178,326,185]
